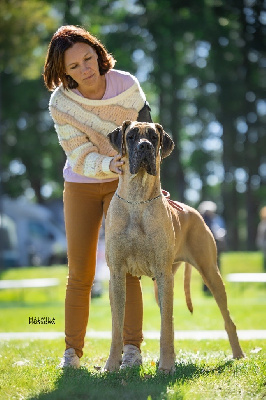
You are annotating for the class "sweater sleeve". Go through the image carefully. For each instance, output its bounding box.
[50,110,118,180]
[49,81,146,180]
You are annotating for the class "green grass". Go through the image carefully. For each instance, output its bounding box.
[0,252,265,399]
[0,252,265,333]
[0,339,265,399]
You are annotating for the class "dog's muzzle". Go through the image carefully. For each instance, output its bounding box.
[129,139,157,176]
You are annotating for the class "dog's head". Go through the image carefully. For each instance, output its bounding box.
[108,121,174,176]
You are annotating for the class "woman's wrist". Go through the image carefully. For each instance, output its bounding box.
[102,156,114,174]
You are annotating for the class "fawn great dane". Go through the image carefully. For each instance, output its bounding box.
[104,121,245,373]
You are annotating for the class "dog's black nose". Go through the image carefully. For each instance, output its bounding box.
[138,140,152,151]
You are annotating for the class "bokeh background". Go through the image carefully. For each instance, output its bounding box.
[0,0,266,269]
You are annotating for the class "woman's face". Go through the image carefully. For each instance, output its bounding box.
[64,42,101,89]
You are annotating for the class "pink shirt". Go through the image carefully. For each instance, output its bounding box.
[63,69,135,183]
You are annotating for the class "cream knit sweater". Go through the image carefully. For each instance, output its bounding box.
[49,78,146,180]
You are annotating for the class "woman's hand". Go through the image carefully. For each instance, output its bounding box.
[110,154,124,175]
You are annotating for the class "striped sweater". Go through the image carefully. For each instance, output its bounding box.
[49,76,146,180]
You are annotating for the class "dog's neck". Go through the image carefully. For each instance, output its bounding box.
[116,157,162,203]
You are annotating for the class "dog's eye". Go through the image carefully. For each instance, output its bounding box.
[127,127,139,141]
[127,130,137,140]
[148,128,158,142]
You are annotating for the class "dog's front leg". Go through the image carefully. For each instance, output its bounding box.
[156,272,176,373]
[104,270,126,371]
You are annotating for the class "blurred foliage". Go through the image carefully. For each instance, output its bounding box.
[0,0,57,78]
[1,0,266,250]
[0,0,62,202]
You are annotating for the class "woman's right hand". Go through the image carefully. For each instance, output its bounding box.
[110,154,124,175]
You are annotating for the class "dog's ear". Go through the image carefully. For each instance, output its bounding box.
[121,120,132,134]
[155,123,175,158]
[108,127,123,154]
[108,121,132,156]
[107,126,125,156]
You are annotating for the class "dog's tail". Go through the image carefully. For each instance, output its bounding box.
[184,263,193,313]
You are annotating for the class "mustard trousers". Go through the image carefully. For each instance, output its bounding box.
[63,181,143,358]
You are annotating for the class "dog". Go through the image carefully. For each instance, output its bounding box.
[104,121,245,373]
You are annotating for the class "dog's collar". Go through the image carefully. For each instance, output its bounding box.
[115,191,162,204]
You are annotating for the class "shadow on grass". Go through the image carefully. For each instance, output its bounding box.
[29,360,234,400]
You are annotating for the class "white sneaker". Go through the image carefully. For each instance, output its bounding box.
[59,348,80,368]
[120,344,142,369]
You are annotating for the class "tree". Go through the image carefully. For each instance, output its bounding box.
[207,0,266,249]
[134,0,266,249]
[1,0,62,203]
[2,0,265,250]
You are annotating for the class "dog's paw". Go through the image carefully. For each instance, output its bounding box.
[158,362,176,375]
[104,358,121,372]
[233,351,246,359]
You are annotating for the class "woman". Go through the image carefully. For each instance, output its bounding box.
[43,25,152,369]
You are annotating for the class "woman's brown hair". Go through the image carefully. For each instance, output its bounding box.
[43,25,116,91]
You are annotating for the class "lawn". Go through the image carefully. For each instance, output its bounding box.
[0,338,265,400]
[0,252,265,399]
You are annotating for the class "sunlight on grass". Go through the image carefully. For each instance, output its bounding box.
[0,339,265,400]
[0,252,265,333]
[0,252,265,399]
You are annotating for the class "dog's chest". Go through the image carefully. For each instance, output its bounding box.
[105,203,175,277]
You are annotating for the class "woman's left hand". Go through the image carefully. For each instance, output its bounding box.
[110,154,124,175]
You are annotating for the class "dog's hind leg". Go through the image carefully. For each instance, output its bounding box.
[198,263,245,359]
[105,271,126,371]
